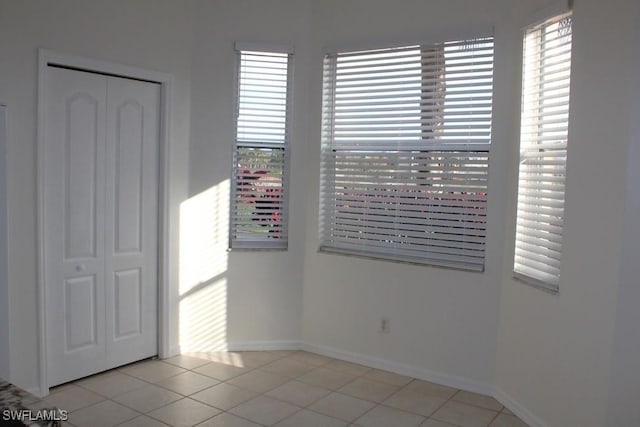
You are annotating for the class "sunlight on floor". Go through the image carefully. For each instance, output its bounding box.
[179,180,230,352]
[181,351,246,367]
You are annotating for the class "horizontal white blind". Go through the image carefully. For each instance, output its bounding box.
[320,38,494,270]
[514,14,572,290]
[236,51,288,144]
[231,50,290,249]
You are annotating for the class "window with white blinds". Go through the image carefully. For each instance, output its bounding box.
[230,48,291,249]
[514,13,572,291]
[320,38,494,270]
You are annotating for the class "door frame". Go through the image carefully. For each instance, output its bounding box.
[0,105,9,381]
[36,49,173,396]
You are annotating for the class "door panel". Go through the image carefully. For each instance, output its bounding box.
[105,76,159,368]
[65,94,99,259]
[64,275,98,351]
[45,66,159,386]
[45,67,107,386]
[114,268,142,339]
[114,101,144,253]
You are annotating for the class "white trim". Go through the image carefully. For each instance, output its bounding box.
[319,247,486,273]
[25,387,42,398]
[227,341,302,352]
[39,49,174,85]
[36,52,47,398]
[493,387,551,427]
[302,342,548,424]
[168,345,182,358]
[302,342,493,396]
[513,272,560,295]
[322,26,494,55]
[172,341,302,353]
[165,339,545,426]
[229,49,293,250]
[154,336,550,427]
[36,49,173,397]
[157,69,174,362]
[0,105,8,381]
[234,41,294,54]
[522,0,571,29]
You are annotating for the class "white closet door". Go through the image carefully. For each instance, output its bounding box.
[44,67,159,386]
[104,76,159,368]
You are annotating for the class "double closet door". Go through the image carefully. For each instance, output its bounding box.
[44,66,160,387]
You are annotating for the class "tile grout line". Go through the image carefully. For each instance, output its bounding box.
[61,351,522,427]
[486,408,503,427]
[206,354,372,425]
[422,383,467,426]
[186,354,478,425]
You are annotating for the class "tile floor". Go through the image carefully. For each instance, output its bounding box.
[30,351,528,427]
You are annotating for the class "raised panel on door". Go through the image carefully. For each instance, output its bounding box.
[45,67,107,386]
[65,94,99,260]
[114,268,142,339]
[64,275,99,351]
[114,101,143,254]
[104,76,159,368]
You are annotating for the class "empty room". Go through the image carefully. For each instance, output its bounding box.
[0,0,639,426]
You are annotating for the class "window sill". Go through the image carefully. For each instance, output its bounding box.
[318,246,484,273]
[513,272,559,294]
[229,242,288,251]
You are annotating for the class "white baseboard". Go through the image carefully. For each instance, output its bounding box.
[171,339,546,427]
[168,345,181,358]
[305,342,550,426]
[26,386,43,398]
[492,387,550,427]
[301,342,493,396]
[227,340,302,352]
[171,339,490,396]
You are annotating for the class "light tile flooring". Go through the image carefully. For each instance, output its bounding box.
[33,351,528,427]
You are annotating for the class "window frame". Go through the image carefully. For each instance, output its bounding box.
[229,45,294,250]
[319,37,495,271]
[513,11,573,292]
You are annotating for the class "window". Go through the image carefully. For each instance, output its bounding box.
[320,37,494,270]
[514,13,572,291]
[230,46,292,249]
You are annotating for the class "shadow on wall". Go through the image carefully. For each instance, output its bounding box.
[178,180,230,352]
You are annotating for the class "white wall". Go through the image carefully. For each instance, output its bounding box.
[1,1,639,425]
[0,0,194,392]
[494,1,639,426]
[606,104,640,426]
[303,2,640,425]
[185,0,312,350]
[605,5,640,424]
[301,0,522,389]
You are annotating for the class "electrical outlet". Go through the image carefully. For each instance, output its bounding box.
[380,317,390,333]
